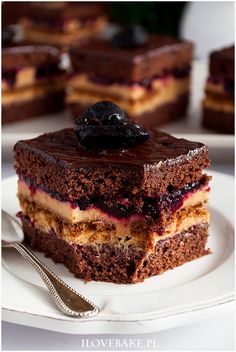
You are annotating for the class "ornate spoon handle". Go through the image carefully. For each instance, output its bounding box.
[12,242,99,318]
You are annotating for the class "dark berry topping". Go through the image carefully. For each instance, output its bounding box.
[112,25,148,49]
[79,101,128,126]
[74,101,149,151]
[2,27,15,46]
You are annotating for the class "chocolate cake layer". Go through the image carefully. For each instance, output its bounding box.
[20,213,210,284]
[203,108,234,134]
[14,129,210,201]
[210,45,234,81]
[69,35,193,82]
[21,2,107,21]
[69,93,189,128]
[2,44,61,71]
[2,89,65,124]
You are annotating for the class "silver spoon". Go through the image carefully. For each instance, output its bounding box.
[2,210,99,318]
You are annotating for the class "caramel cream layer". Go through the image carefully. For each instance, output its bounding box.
[2,81,64,105]
[21,17,107,45]
[18,180,209,226]
[66,77,190,115]
[19,195,209,251]
[2,67,64,92]
[205,81,227,95]
[67,74,190,102]
[203,95,234,113]
[2,67,36,91]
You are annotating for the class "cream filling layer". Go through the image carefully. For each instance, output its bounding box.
[18,180,209,226]
[2,81,64,105]
[2,67,36,91]
[205,81,227,95]
[203,95,234,113]
[66,77,190,115]
[20,198,209,249]
[67,74,190,102]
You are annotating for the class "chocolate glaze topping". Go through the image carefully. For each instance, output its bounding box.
[2,44,61,70]
[70,34,193,82]
[210,45,234,81]
[16,128,207,169]
[23,2,106,20]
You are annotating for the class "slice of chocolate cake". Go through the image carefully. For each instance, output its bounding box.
[202,45,234,134]
[2,41,65,124]
[66,28,194,128]
[14,102,211,284]
[19,2,107,48]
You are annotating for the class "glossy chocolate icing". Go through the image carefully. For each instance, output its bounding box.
[70,35,193,81]
[210,45,234,81]
[23,2,106,20]
[71,35,189,61]
[2,44,61,71]
[16,128,207,169]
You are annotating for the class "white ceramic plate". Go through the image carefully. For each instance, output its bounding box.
[2,61,234,158]
[1,171,234,334]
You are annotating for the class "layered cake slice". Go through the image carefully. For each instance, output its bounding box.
[2,42,65,124]
[19,2,107,48]
[66,27,194,127]
[14,102,211,284]
[202,45,234,134]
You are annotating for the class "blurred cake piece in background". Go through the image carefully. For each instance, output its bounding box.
[202,45,234,134]
[2,2,28,26]
[2,31,66,124]
[66,27,194,128]
[19,2,107,48]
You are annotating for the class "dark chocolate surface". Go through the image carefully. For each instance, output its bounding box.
[210,45,234,81]
[70,35,193,81]
[14,128,209,200]
[2,44,61,70]
[22,2,107,20]
[15,128,207,169]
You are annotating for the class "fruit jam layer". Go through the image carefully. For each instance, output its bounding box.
[2,63,63,88]
[70,66,191,89]
[18,176,210,223]
[18,200,209,248]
